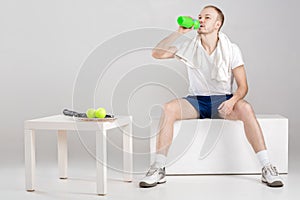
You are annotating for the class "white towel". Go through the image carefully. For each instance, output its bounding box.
[175,32,234,82]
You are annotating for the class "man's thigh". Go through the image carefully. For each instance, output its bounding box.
[166,98,200,120]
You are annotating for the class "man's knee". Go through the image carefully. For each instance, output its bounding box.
[235,100,254,119]
[163,100,181,119]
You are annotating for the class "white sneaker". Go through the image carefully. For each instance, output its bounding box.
[261,164,284,187]
[139,164,166,188]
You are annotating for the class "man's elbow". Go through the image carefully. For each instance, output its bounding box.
[244,85,249,95]
[152,47,175,59]
[152,50,161,59]
[152,49,169,59]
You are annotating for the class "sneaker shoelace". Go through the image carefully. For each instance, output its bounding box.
[265,165,279,176]
[146,165,159,176]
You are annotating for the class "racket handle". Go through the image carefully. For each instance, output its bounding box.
[63,109,87,118]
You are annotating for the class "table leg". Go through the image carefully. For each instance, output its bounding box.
[123,121,133,182]
[25,129,35,192]
[57,130,68,179]
[96,129,107,195]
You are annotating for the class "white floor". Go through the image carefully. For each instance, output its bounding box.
[1,159,299,200]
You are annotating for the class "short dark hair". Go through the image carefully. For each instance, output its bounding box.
[203,5,225,31]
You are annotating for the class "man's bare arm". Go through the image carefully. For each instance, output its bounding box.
[231,65,248,104]
[152,27,192,59]
[217,65,248,116]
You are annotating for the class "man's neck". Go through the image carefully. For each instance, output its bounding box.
[199,32,219,55]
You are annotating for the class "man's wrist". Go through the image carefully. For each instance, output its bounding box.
[173,30,184,38]
[230,95,240,105]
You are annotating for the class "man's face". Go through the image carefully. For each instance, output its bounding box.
[197,7,221,35]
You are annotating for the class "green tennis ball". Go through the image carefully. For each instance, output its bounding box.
[86,108,96,118]
[95,107,106,118]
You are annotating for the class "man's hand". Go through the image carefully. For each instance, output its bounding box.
[177,16,194,34]
[177,25,193,34]
[218,99,236,117]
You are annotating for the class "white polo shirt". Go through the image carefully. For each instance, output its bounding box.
[175,38,244,96]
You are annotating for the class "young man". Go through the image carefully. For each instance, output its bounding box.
[139,5,284,188]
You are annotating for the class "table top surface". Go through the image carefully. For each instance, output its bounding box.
[24,115,132,131]
[26,114,129,122]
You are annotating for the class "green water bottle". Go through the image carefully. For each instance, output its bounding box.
[177,16,200,29]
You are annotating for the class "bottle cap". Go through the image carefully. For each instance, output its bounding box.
[193,20,200,29]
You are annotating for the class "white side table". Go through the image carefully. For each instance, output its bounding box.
[24,115,133,196]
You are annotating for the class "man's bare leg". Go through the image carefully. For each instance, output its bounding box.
[139,99,198,188]
[223,99,284,187]
[156,99,199,156]
[224,100,266,153]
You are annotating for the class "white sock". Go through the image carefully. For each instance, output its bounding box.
[256,150,271,167]
[154,154,167,168]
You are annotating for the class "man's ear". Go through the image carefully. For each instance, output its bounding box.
[215,21,221,30]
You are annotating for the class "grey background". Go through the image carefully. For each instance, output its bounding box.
[0,0,299,173]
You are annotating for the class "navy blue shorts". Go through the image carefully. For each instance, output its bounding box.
[183,94,233,119]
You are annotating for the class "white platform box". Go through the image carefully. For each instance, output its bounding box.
[150,115,288,174]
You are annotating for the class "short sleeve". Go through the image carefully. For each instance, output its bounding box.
[231,44,244,69]
[173,39,190,59]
